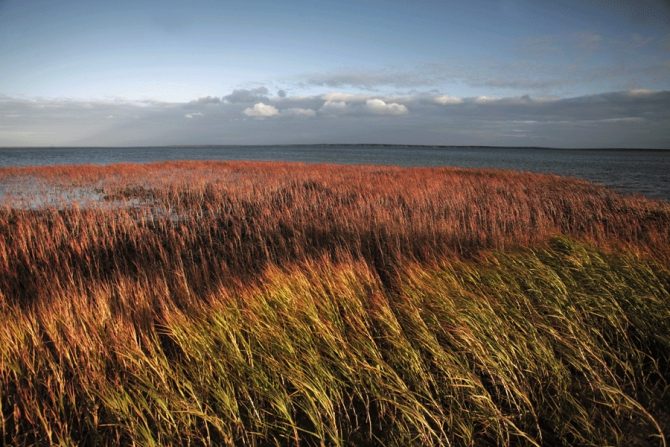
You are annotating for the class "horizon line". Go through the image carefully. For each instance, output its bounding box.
[1,144,669,151]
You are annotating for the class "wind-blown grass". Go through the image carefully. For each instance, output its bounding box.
[0,161,669,445]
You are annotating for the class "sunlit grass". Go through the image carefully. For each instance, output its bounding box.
[0,161,669,445]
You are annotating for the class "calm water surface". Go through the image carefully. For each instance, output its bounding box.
[0,145,668,201]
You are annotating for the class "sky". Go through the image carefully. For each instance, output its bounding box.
[1,0,669,148]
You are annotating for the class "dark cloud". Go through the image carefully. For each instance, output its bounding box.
[185,96,222,108]
[222,87,269,103]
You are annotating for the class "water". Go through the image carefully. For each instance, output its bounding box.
[0,145,669,201]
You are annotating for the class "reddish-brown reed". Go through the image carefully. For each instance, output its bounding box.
[0,160,668,306]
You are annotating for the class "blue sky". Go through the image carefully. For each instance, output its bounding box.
[1,0,669,147]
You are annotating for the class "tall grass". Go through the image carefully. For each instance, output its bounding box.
[1,161,669,445]
[0,161,668,304]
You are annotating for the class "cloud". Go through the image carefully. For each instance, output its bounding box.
[224,87,269,104]
[315,95,411,115]
[365,99,408,115]
[302,63,573,94]
[305,66,454,90]
[627,33,655,49]
[434,94,463,105]
[319,100,348,115]
[661,34,670,51]
[573,31,603,52]
[242,103,316,118]
[299,31,669,97]
[243,102,279,117]
[518,36,564,58]
[624,89,659,96]
[597,117,645,123]
[306,70,391,89]
[281,108,316,117]
[469,76,569,91]
[457,94,551,106]
[276,94,319,102]
[1,90,669,148]
[321,92,372,102]
[472,96,499,104]
[187,96,221,107]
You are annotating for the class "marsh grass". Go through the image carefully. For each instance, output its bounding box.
[1,161,669,445]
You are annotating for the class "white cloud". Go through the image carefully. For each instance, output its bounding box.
[472,96,500,104]
[281,108,316,117]
[598,117,645,123]
[626,89,658,96]
[434,94,464,105]
[243,103,279,118]
[185,112,204,118]
[319,100,348,115]
[242,103,315,118]
[365,99,408,115]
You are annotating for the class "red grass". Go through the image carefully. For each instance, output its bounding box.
[0,161,668,306]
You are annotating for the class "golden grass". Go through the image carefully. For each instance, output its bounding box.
[0,161,669,445]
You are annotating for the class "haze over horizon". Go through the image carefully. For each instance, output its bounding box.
[1,0,670,148]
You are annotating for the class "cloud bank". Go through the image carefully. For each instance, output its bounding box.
[1,89,669,148]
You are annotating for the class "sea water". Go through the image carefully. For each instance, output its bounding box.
[0,145,668,201]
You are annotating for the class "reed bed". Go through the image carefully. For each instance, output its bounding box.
[0,161,669,445]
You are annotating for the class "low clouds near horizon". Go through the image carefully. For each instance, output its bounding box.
[1,89,669,148]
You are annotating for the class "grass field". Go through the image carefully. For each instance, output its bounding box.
[1,161,669,446]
